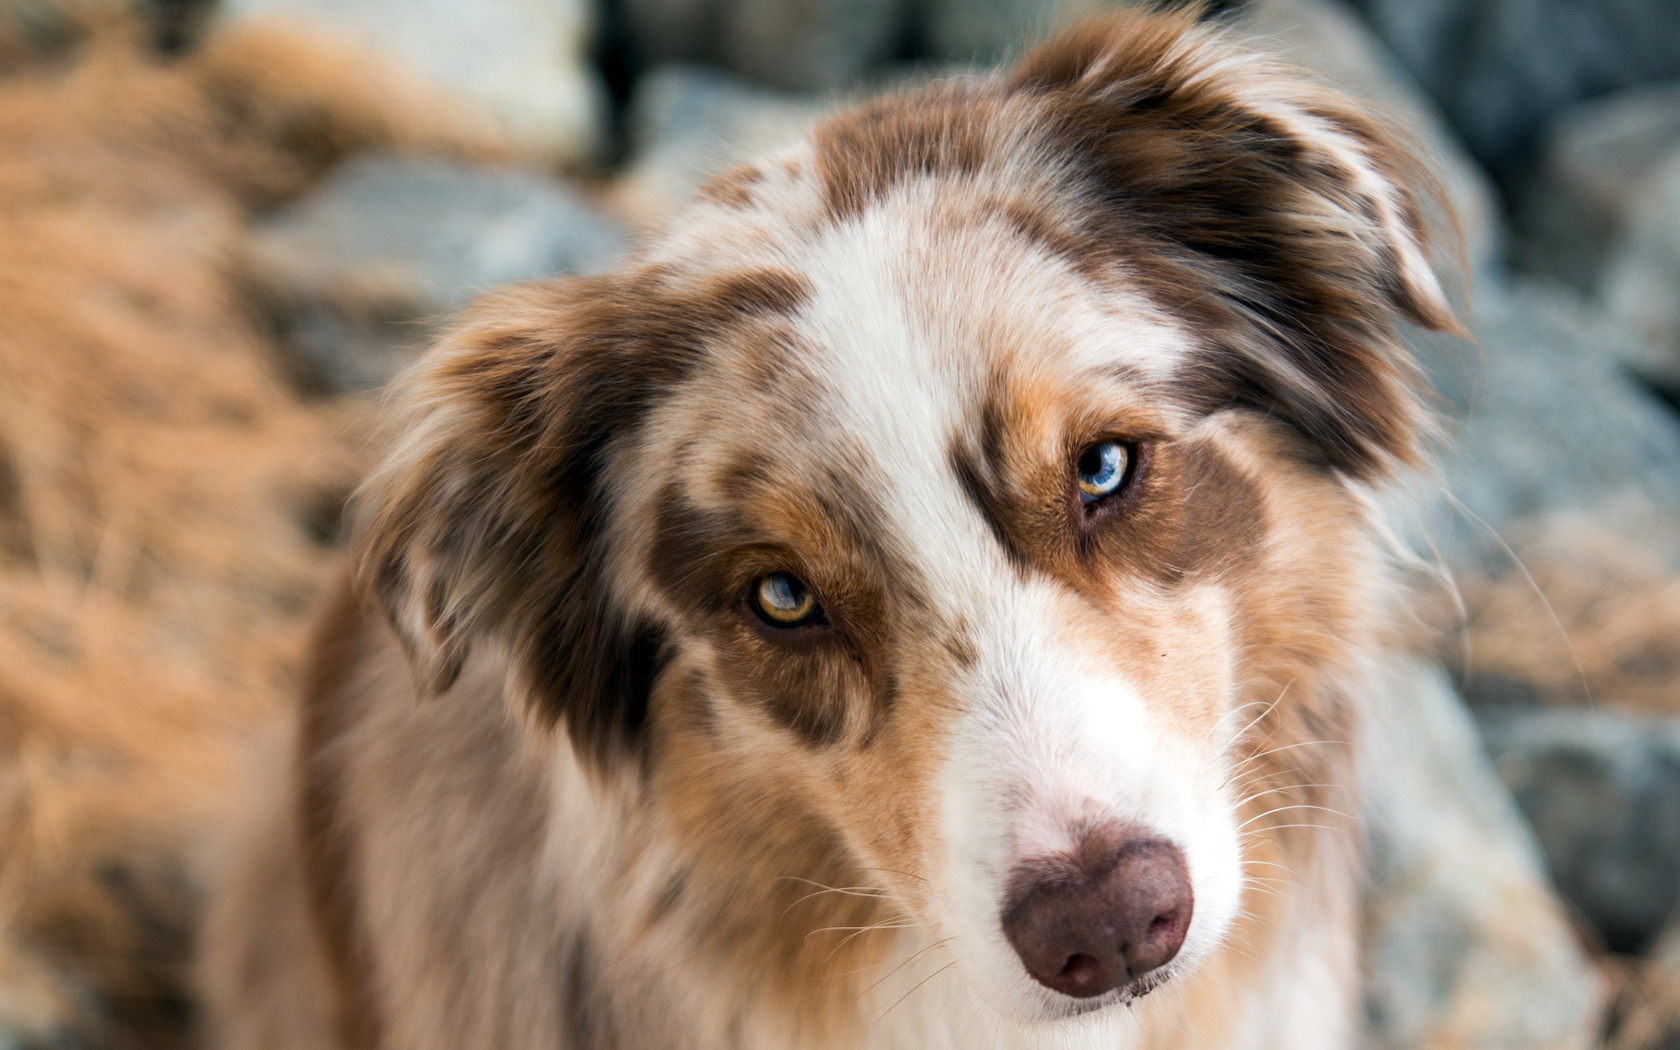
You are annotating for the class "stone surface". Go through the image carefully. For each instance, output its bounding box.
[915,0,1081,66]
[251,154,628,391]
[216,0,606,164]
[1602,146,1680,390]
[0,938,86,1050]
[1362,659,1605,1050]
[1346,0,1680,177]
[1516,81,1680,289]
[1477,708,1680,953]
[616,63,828,222]
[0,0,141,56]
[621,0,902,92]
[1399,277,1680,570]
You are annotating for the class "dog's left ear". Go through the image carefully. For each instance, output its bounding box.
[1011,10,1463,477]
[351,278,694,772]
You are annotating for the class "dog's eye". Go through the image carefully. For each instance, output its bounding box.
[752,572,823,627]
[1076,440,1131,502]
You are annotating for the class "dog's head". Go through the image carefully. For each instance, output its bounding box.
[356,8,1455,1026]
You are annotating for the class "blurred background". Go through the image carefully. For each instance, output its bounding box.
[0,0,1677,1047]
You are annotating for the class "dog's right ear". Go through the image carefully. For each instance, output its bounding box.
[351,277,694,769]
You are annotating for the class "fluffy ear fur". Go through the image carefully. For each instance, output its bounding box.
[1011,10,1461,477]
[351,277,691,770]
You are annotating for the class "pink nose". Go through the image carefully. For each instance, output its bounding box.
[1001,823,1193,999]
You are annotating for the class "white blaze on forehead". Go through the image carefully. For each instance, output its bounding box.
[783,179,1197,603]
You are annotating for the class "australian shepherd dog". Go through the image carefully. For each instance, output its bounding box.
[202,8,1459,1049]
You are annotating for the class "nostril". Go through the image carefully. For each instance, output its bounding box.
[1059,953,1097,979]
[1055,952,1105,995]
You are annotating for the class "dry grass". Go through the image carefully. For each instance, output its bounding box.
[1445,514,1680,715]
[0,23,491,1047]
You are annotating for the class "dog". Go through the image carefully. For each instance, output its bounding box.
[201,8,1459,1049]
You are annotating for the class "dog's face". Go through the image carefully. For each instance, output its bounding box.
[359,11,1454,1028]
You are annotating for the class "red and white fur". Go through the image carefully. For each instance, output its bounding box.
[202,9,1458,1050]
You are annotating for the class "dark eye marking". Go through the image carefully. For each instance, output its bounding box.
[749,572,827,628]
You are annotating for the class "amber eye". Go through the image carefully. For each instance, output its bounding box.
[1076,440,1131,502]
[751,572,823,627]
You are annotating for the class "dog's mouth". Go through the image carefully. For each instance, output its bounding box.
[1031,961,1181,1022]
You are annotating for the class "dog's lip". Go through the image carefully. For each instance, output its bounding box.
[1035,963,1179,1021]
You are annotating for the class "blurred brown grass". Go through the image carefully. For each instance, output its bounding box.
[0,19,493,1046]
[1449,515,1680,715]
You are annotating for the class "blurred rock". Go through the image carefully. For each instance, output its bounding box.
[0,936,92,1050]
[0,0,141,58]
[1235,0,1502,273]
[1603,147,1680,394]
[215,0,606,164]
[1345,0,1680,178]
[1477,708,1680,953]
[915,0,1080,66]
[616,63,828,222]
[1362,659,1604,1050]
[251,154,629,391]
[1404,278,1680,570]
[1516,82,1680,290]
[622,0,901,92]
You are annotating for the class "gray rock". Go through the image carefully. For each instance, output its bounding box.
[1516,81,1680,290]
[1345,0,1680,177]
[251,154,629,391]
[616,64,830,221]
[215,0,606,163]
[622,0,901,92]
[0,937,87,1050]
[1603,147,1680,388]
[1402,278,1680,570]
[1362,659,1604,1050]
[915,0,1078,66]
[1477,708,1680,953]
[0,0,142,55]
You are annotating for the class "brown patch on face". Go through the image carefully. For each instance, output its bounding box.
[1092,436,1267,589]
[949,360,1269,616]
[950,439,1029,574]
[813,82,996,222]
[994,195,1113,283]
[942,624,979,670]
[697,164,764,209]
[700,267,811,321]
[645,446,911,749]
[355,264,812,777]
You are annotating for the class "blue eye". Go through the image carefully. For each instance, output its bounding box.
[752,572,822,627]
[1076,440,1131,502]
